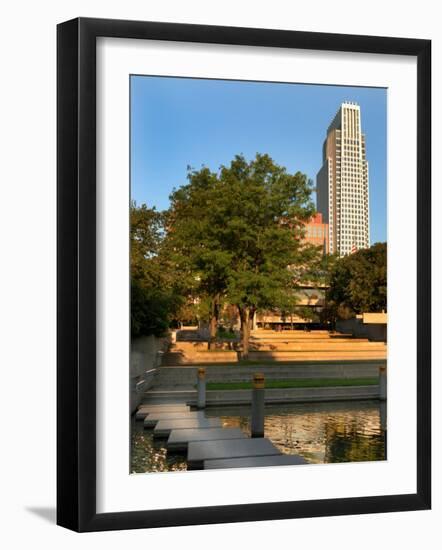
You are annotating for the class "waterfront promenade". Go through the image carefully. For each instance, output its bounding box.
[135,401,308,470]
[140,329,385,405]
[133,328,387,470]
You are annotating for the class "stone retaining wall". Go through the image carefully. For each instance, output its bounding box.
[151,360,386,388]
[130,335,168,412]
[172,340,385,352]
[201,385,381,406]
[162,348,386,364]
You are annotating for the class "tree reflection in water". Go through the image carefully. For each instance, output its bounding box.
[324,417,385,463]
[207,400,386,464]
[131,399,386,473]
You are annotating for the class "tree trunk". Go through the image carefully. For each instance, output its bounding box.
[239,306,255,360]
[208,296,220,350]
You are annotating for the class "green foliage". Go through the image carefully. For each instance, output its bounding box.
[217,154,317,312]
[216,326,238,340]
[326,242,387,319]
[131,202,163,273]
[167,169,229,295]
[168,154,318,310]
[166,154,321,353]
[131,280,180,338]
[131,154,335,341]
[130,202,184,338]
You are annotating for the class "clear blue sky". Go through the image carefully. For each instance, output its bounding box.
[131,76,387,244]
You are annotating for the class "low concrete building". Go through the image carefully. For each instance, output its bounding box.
[336,312,387,342]
[256,284,327,328]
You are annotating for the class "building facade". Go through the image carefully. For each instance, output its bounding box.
[316,102,370,256]
[255,284,327,328]
[302,212,329,252]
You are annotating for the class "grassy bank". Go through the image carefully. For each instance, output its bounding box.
[207,377,378,391]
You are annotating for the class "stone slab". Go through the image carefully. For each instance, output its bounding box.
[167,428,247,452]
[204,454,307,469]
[135,404,190,420]
[187,438,280,469]
[139,404,190,411]
[144,411,205,428]
[153,418,221,438]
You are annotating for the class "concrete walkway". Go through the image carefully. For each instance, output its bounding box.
[204,454,307,469]
[187,438,281,470]
[153,417,222,438]
[136,403,307,470]
[167,427,246,452]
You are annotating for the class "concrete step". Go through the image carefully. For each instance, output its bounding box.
[138,404,190,412]
[248,350,386,361]
[142,389,196,404]
[187,438,281,470]
[251,331,342,339]
[162,350,386,365]
[162,351,238,365]
[167,427,247,452]
[250,336,367,341]
[171,342,238,352]
[143,410,205,428]
[172,341,386,353]
[249,339,376,344]
[249,344,385,351]
[153,417,222,438]
[204,454,307,469]
[135,403,190,420]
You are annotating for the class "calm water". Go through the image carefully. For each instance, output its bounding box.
[131,400,386,473]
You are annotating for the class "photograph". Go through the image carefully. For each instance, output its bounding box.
[129,76,388,473]
[0,0,434,541]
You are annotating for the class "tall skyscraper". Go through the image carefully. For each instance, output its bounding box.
[316,102,370,256]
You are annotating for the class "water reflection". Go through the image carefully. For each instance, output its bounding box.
[206,400,386,464]
[131,400,386,473]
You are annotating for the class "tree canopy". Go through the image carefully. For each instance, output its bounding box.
[130,154,336,351]
[166,153,321,356]
[130,203,184,338]
[325,242,387,320]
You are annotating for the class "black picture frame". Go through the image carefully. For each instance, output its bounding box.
[57,17,431,532]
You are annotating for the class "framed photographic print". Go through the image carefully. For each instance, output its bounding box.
[57,17,431,532]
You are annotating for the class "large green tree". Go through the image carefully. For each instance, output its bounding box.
[167,154,320,357]
[130,202,184,338]
[218,154,318,357]
[326,242,387,320]
[166,168,231,348]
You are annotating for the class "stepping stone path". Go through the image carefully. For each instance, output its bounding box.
[167,427,246,452]
[136,403,306,469]
[187,438,280,470]
[144,410,205,428]
[153,417,222,438]
[204,454,307,469]
[135,404,189,420]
